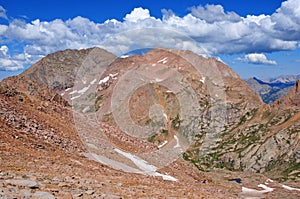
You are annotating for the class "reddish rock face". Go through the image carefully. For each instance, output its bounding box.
[273,80,300,108]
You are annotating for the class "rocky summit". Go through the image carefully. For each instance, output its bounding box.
[0,47,299,198]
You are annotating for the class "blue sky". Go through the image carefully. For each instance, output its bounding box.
[0,0,299,80]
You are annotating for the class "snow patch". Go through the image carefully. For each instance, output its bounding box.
[152,63,156,67]
[242,184,274,195]
[155,78,163,82]
[65,88,71,92]
[258,184,274,192]
[120,55,129,58]
[216,57,226,64]
[99,76,110,84]
[77,85,90,94]
[60,92,65,96]
[86,143,99,150]
[281,184,300,191]
[70,95,81,100]
[99,74,118,85]
[82,106,90,113]
[114,148,156,172]
[85,152,142,174]
[163,113,168,120]
[200,54,209,59]
[114,148,178,181]
[174,135,180,148]
[152,172,178,181]
[265,179,273,184]
[200,77,206,83]
[158,140,168,148]
[69,90,78,95]
[157,57,168,64]
[109,73,118,80]
[90,79,97,85]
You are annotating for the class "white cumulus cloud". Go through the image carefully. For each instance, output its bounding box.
[190,4,241,23]
[124,7,152,22]
[237,53,277,65]
[0,45,39,71]
[0,0,299,71]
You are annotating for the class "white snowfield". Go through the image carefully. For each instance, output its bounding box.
[99,73,118,85]
[90,79,97,85]
[158,140,168,148]
[257,184,274,192]
[82,106,90,113]
[77,85,91,94]
[70,78,100,100]
[281,184,300,191]
[173,135,180,148]
[155,78,163,83]
[69,90,78,95]
[85,150,178,181]
[200,76,206,83]
[242,184,274,194]
[114,148,178,181]
[70,95,81,100]
[85,152,142,174]
[120,55,129,58]
[157,57,168,64]
[109,73,118,79]
[241,178,300,197]
[264,178,273,184]
[163,113,168,120]
[99,76,110,85]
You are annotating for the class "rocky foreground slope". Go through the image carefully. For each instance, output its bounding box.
[0,47,299,198]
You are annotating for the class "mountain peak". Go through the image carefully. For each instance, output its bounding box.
[20,47,116,91]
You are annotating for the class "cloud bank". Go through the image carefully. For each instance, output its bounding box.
[0,0,299,70]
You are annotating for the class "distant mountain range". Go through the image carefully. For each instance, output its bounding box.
[265,75,300,84]
[246,75,299,104]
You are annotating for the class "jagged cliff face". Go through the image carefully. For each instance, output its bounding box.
[185,79,300,181]
[20,48,116,91]
[274,80,300,108]
[1,47,299,186]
